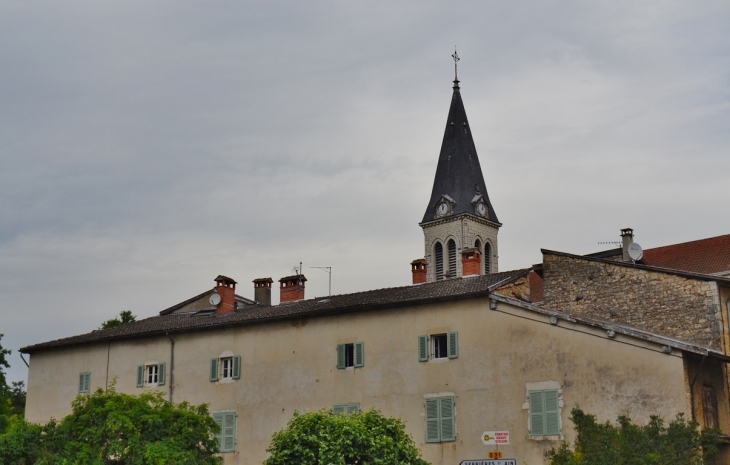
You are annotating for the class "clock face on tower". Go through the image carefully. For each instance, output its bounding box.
[437,202,450,217]
[476,202,487,217]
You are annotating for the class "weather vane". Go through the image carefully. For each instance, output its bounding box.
[452,47,460,81]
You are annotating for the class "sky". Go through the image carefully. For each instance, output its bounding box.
[2,1,730,385]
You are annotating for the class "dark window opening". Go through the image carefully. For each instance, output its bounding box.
[447,240,457,277]
[702,385,718,429]
[433,334,448,359]
[484,243,491,274]
[344,343,354,368]
[435,243,444,280]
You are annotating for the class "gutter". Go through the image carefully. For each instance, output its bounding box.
[166,332,175,403]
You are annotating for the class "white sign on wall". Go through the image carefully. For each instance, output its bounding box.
[481,431,509,445]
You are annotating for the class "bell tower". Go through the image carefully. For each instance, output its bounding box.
[419,53,501,282]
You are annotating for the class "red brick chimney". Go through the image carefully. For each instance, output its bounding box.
[214,275,237,314]
[411,259,427,284]
[253,277,273,306]
[279,274,307,303]
[461,248,481,277]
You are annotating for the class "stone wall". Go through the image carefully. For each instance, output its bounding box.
[495,275,531,302]
[542,253,723,350]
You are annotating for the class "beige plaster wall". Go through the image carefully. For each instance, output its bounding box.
[26,297,691,465]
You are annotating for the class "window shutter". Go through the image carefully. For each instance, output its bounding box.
[79,373,85,393]
[212,412,224,451]
[336,344,346,369]
[333,404,346,415]
[354,342,364,368]
[440,396,456,441]
[157,363,166,385]
[418,335,429,362]
[447,331,459,359]
[529,391,546,436]
[425,398,440,443]
[136,365,144,388]
[210,358,218,382]
[232,356,241,380]
[346,403,360,414]
[545,390,560,435]
[84,373,90,393]
[222,412,236,452]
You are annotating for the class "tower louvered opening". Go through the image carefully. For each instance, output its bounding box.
[448,240,457,278]
[484,243,491,274]
[435,242,444,280]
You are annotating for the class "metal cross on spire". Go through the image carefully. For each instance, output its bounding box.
[452,48,460,81]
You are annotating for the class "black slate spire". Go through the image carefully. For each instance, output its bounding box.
[421,78,500,224]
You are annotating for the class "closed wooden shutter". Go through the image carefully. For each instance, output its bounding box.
[418,335,429,362]
[345,403,360,414]
[212,412,224,450]
[425,398,440,443]
[529,391,545,436]
[222,412,236,452]
[84,373,90,393]
[157,363,165,385]
[545,390,560,435]
[333,404,347,415]
[439,397,456,441]
[232,356,241,380]
[210,358,218,382]
[447,331,459,359]
[336,344,346,369]
[484,243,491,274]
[354,342,364,368]
[136,365,144,388]
[448,240,457,276]
[435,243,444,280]
[703,385,718,429]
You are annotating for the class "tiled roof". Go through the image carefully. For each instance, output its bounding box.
[640,234,730,275]
[21,269,529,354]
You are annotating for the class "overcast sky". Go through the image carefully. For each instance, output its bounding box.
[2,1,729,384]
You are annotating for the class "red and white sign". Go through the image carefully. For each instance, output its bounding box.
[481,431,509,445]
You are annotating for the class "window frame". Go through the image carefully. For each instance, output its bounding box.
[419,332,458,361]
[212,410,237,453]
[528,389,560,437]
[78,372,91,394]
[136,363,165,387]
[333,403,360,415]
[336,342,364,369]
[424,395,456,443]
[210,355,241,382]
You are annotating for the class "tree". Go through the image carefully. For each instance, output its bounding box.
[265,408,429,465]
[99,310,137,330]
[0,334,12,433]
[546,407,720,465]
[0,386,222,465]
[10,382,26,417]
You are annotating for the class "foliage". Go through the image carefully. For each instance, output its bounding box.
[100,310,137,330]
[265,408,429,465]
[0,386,222,465]
[546,407,721,465]
[0,334,12,433]
[10,381,26,417]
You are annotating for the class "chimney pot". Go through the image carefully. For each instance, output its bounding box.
[279,274,307,303]
[411,259,428,284]
[620,228,634,262]
[253,278,274,306]
[461,248,481,277]
[214,275,237,314]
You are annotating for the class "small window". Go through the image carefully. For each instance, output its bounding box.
[419,332,458,361]
[78,372,91,393]
[435,242,444,280]
[336,342,364,369]
[210,356,241,382]
[333,403,360,415]
[702,385,719,429]
[213,411,237,453]
[425,396,455,443]
[529,389,560,437]
[136,363,165,387]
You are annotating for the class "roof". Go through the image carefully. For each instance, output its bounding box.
[421,79,499,225]
[490,293,730,363]
[641,234,730,275]
[21,269,529,354]
[158,288,256,316]
[541,249,730,285]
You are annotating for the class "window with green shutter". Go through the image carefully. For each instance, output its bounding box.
[529,389,560,437]
[424,396,455,443]
[136,365,144,388]
[419,333,458,361]
[210,358,219,382]
[332,403,360,415]
[157,363,165,386]
[78,372,90,393]
[336,342,363,369]
[211,355,242,382]
[232,355,241,379]
[213,411,237,453]
[418,335,428,362]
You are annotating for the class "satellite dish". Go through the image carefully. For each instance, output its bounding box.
[628,243,643,261]
[209,293,221,306]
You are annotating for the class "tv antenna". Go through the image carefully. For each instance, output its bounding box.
[311,266,332,296]
[597,241,622,246]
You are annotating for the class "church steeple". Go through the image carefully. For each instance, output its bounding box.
[418,60,501,282]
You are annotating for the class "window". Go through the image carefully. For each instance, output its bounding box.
[702,385,719,429]
[333,403,360,414]
[337,342,364,369]
[213,411,237,453]
[529,389,560,437]
[435,242,444,280]
[425,396,455,443]
[136,363,165,387]
[210,356,241,382]
[418,332,458,361]
[484,243,491,274]
[78,372,90,393]
[447,239,457,277]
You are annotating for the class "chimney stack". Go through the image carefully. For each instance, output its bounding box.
[411,259,427,284]
[214,275,237,314]
[620,228,634,262]
[253,278,273,306]
[461,248,481,277]
[279,274,307,303]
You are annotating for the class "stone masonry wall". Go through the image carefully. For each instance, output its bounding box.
[542,253,723,350]
[494,275,530,302]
